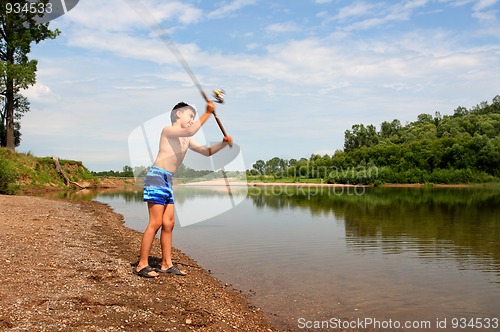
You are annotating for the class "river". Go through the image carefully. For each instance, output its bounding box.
[93,186,499,331]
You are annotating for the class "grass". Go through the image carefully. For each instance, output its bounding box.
[0,148,97,194]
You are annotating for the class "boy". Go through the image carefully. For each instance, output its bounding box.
[134,100,233,278]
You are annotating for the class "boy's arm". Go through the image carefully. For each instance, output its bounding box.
[163,101,215,138]
[189,136,233,156]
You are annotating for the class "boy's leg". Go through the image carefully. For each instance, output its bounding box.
[135,203,165,277]
[159,203,186,275]
[160,203,175,270]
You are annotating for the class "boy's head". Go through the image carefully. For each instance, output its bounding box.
[170,102,196,124]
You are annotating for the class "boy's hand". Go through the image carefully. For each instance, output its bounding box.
[206,100,215,114]
[223,136,233,146]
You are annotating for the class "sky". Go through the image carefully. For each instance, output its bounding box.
[18,0,500,172]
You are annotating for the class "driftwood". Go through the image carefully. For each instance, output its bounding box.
[52,157,87,189]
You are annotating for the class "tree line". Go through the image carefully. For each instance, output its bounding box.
[248,95,500,184]
[92,166,136,178]
[92,164,222,180]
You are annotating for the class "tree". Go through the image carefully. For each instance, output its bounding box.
[0,92,28,146]
[0,0,60,149]
[122,165,134,177]
[252,159,265,175]
[380,119,402,140]
[344,124,379,152]
[265,157,286,175]
[453,106,469,117]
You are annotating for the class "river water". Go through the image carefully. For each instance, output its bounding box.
[93,186,499,331]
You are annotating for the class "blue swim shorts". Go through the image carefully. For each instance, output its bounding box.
[143,166,174,205]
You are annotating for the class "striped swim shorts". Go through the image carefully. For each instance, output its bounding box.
[143,166,174,205]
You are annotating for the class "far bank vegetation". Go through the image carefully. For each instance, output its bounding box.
[248,95,500,185]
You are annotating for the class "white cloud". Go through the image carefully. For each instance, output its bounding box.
[65,0,145,32]
[472,9,497,23]
[20,83,58,104]
[472,0,499,24]
[62,15,500,99]
[335,2,380,21]
[114,85,161,91]
[265,21,301,33]
[67,28,203,67]
[245,43,259,51]
[474,0,498,11]
[207,0,257,19]
[339,0,428,31]
[443,0,499,24]
[65,0,202,32]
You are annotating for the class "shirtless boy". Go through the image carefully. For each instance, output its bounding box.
[134,100,233,278]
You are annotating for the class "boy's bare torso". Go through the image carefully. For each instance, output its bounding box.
[153,128,192,174]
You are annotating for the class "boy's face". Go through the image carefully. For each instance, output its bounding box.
[177,108,195,128]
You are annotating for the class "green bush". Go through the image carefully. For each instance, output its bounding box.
[0,157,19,194]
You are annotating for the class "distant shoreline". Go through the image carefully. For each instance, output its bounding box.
[177,178,481,188]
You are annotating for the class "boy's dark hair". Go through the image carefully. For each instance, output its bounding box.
[170,102,196,124]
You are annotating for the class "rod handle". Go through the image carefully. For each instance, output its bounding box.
[214,113,228,137]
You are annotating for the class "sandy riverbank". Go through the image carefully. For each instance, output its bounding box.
[0,195,277,331]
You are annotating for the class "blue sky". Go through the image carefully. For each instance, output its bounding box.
[19,0,500,171]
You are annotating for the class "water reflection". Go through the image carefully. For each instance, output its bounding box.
[248,187,500,277]
[93,186,247,204]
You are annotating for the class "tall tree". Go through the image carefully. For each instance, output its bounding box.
[380,119,402,140]
[252,159,265,174]
[344,124,379,152]
[0,0,59,149]
[0,92,29,146]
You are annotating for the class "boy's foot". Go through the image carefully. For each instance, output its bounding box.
[156,265,186,276]
[133,265,158,278]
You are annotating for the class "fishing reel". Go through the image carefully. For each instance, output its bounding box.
[212,89,225,104]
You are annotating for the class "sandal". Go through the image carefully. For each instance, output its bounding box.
[156,265,186,276]
[133,265,158,278]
